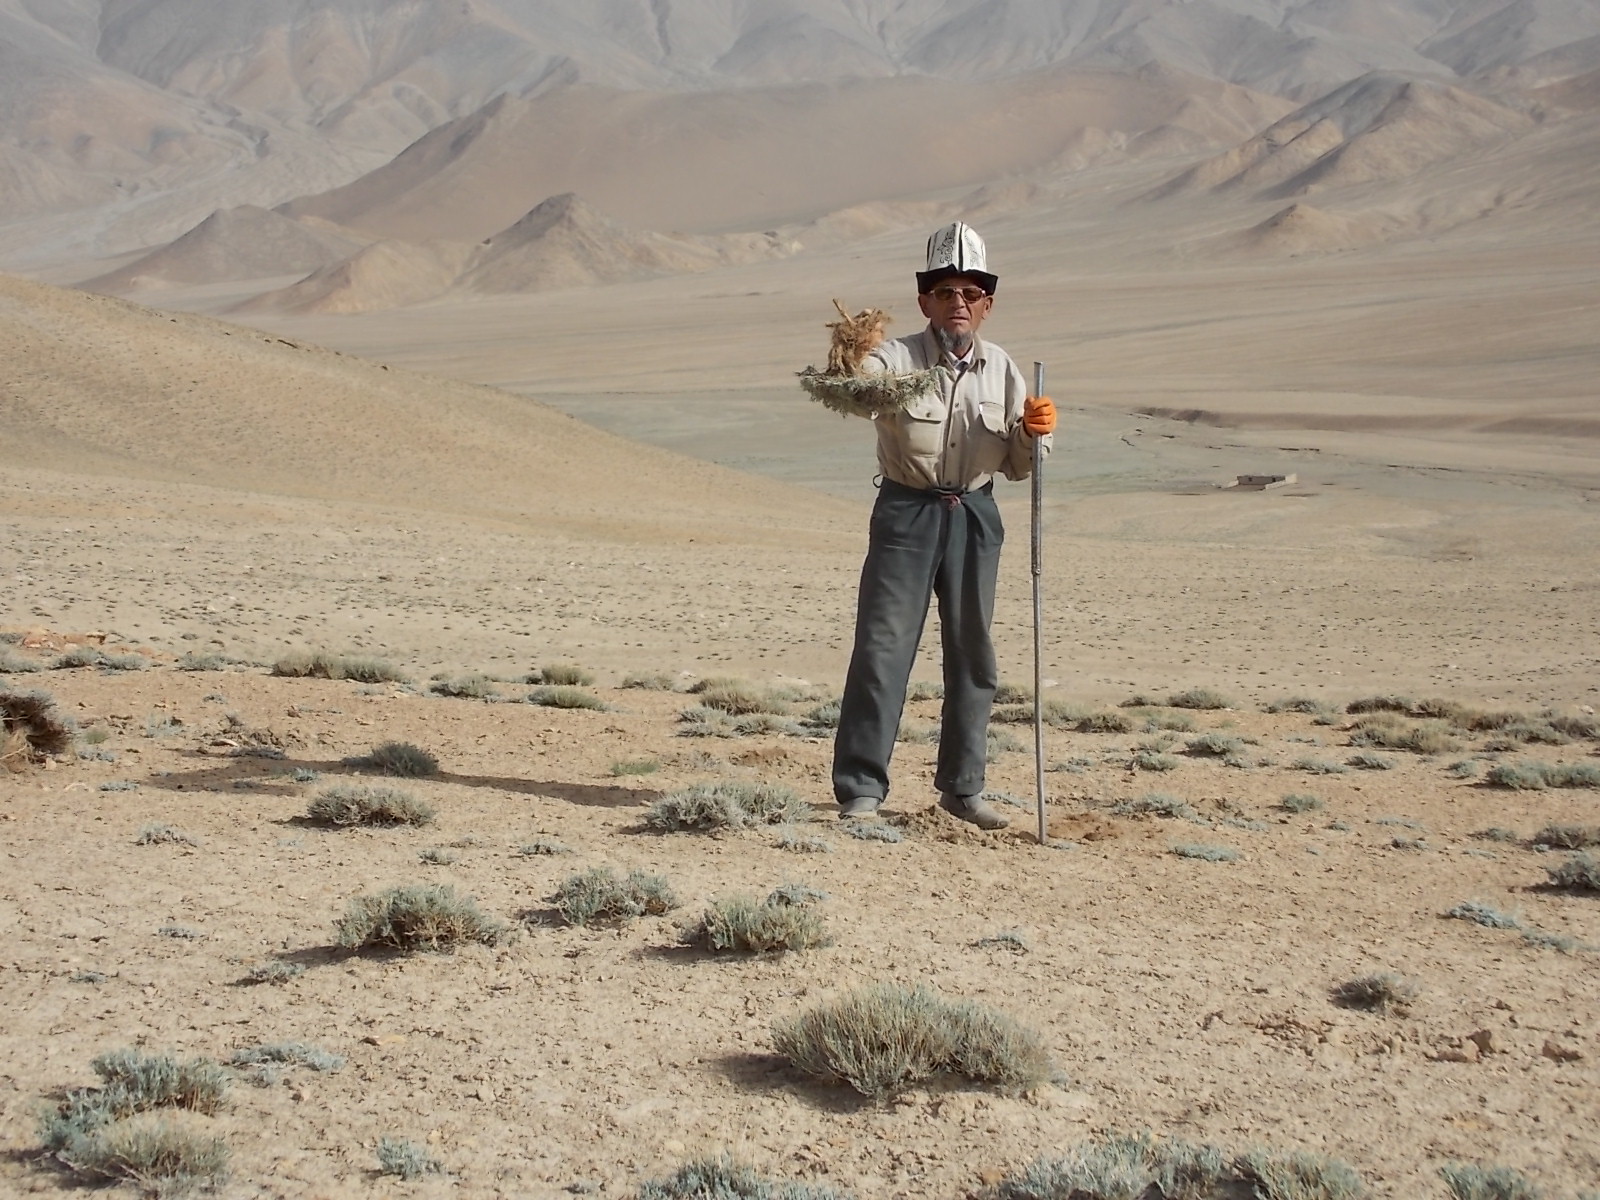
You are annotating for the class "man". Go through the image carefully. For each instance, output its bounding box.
[832,221,1055,830]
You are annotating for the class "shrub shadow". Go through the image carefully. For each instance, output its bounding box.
[144,751,663,809]
[708,1052,864,1112]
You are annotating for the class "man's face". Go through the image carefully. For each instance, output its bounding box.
[918,275,992,354]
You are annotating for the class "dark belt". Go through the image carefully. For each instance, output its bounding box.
[880,476,993,509]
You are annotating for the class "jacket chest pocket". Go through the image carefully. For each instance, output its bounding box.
[897,398,949,459]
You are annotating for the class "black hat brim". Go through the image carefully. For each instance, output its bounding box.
[917,266,998,295]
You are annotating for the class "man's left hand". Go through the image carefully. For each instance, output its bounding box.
[1023,395,1056,437]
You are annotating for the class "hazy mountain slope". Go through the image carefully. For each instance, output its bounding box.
[6,0,1600,265]
[281,68,1287,239]
[1150,72,1533,199]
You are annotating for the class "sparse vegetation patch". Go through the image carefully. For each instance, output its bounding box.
[1330,972,1418,1015]
[1439,1162,1544,1200]
[679,893,830,953]
[646,781,808,831]
[335,883,507,952]
[772,983,1055,1100]
[1545,852,1600,893]
[272,651,409,683]
[376,1135,442,1180]
[528,685,610,711]
[553,866,678,926]
[306,784,435,827]
[344,740,439,778]
[639,1154,854,1200]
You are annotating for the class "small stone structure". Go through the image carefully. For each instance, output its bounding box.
[1227,473,1296,491]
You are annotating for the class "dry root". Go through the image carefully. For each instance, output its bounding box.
[825,299,891,376]
[800,299,940,418]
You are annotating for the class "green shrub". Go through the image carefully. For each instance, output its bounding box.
[176,652,230,672]
[1330,972,1418,1015]
[1446,901,1521,929]
[307,784,435,827]
[987,728,1025,757]
[1171,844,1238,862]
[1346,695,1412,714]
[1075,709,1134,734]
[528,685,609,710]
[847,823,903,843]
[621,670,678,691]
[553,866,677,926]
[1111,793,1200,822]
[52,646,106,669]
[1545,852,1600,893]
[272,651,408,683]
[772,983,1054,1100]
[1472,827,1519,843]
[775,827,831,853]
[516,837,571,856]
[1281,794,1323,813]
[679,894,830,953]
[906,680,944,702]
[1348,715,1459,754]
[1439,1162,1544,1200]
[227,1043,343,1072]
[1131,751,1181,772]
[1238,1149,1365,1200]
[992,1131,1231,1200]
[1447,759,1481,778]
[334,883,507,952]
[55,1114,229,1194]
[1487,760,1600,790]
[135,823,197,846]
[691,679,789,715]
[376,1135,442,1180]
[0,647,45,673]
[1530,824,1600,850]
[639,1154,854,1200]
[646,781,807,831]
[1347,751,1397,770]
[802,700,842,729]
[1291,756,1347,775]
[428,673,501,699]
[610,757,660,777]
[418,847,458,865]
[242,962,304,984]
[1266,697,1335,716]
[345,740,439,778]
[534,662,594,687]
[1186,733,1244,757]
[1168,688,1232,710]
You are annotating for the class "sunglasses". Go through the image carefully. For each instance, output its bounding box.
[928,285,990,305]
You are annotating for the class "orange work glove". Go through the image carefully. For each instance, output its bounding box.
[1023,395,1056,437]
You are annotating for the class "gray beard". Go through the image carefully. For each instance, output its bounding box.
[933,325,972,358]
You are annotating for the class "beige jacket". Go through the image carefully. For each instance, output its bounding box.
[861,327,1049,491]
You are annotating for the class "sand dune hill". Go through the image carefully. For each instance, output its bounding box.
[82,206,372,292]
[231,237,476,315]
[456,193,797,295]
[237,194,798,314]
[280,69,1289,240]
[0,272,851,542]
[1148,71,1534,200]
[1226,202,1388,255]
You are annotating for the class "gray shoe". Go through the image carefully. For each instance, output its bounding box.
[838,796,881,819]
[939,792,1009,831]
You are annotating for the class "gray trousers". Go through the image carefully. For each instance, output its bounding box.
[832,478,1003,806]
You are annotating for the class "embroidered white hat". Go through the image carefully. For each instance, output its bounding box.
[916,221,998,295]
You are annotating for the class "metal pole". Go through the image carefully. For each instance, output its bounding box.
[1031,361,1047,845]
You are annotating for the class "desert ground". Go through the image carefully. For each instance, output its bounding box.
[4,2,1600,1196]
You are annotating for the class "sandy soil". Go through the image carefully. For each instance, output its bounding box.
[2,649,1598,1199]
